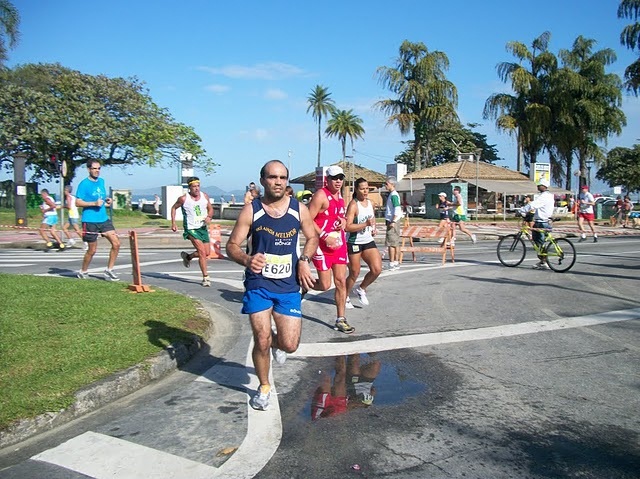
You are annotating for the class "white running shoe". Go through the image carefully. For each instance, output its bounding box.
[250,386,271,411]
[354,287,369,306]
[103,269,120,281]
[272,347,287,365]
[345,297,354,309]
[67,238,76,246]
[201,276,211,287]
[77,271,89,279]
[532,261,550,270]
[471,234,477,244]
[82,241,89,251]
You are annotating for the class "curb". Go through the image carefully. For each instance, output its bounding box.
[0,303,215,449]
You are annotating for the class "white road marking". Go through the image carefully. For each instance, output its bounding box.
[294,307,640,357]
[33,431,217,479]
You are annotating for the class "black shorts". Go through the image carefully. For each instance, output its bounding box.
[82,220,116,243]
[347,241,377,255]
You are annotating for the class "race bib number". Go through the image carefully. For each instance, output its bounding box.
[262,253,293,279]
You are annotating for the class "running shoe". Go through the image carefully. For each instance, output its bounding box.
[103,269,120,281]
[77,271,89,279]
[82,241,89,251]
[250,386,271,411]
[272,346,287,365]
[46,242,53,248]
[532,262,550,270]
[471,234,477,244]
[181,251,191,268]
[201,276,211,287]
[67,238,76,246]
[354,287,369,306]
[578,235,586,243]
[334,317,355,334]
[593,235,598,243]
[390,262,400,271]
[58,243,66,250]
[345,297,354,309]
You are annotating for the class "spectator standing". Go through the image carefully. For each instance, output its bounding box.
[75,160,121,281]
[577,184,598,242]
[226,160,317,411]
[154,194,161,215]
[171,177,214,287]
[622,196,634,228]
[345,178,382,309]
[614,196,624,226]
[38,189,64,249]
[384,177,403,270]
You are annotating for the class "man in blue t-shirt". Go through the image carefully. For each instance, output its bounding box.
[75,160,121,281]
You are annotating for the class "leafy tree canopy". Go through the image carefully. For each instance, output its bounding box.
[394,122,502,169]
[0,63,215,183]
[597,144,640,192]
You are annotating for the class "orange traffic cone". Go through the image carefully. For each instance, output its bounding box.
[209,223,223,259]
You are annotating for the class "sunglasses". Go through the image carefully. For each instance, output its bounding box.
[329,175,345,180]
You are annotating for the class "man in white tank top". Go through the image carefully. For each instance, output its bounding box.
[170,177,214,286]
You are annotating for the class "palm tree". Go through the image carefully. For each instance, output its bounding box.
[306,85,336,168]
[375,40,458,172]
[553,35,626,189]
[618,0,640,95]
[0,0,19,66]
[483,32,556,175]
[325,109,365,161]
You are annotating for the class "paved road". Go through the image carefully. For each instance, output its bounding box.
[0,236,639,478]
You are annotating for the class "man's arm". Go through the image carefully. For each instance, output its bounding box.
[226,204,265,274]
[170,196,185,232]
[298,204,319,291]
[203,194,214,224]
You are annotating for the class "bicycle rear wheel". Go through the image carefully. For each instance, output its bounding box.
[543,238,576,272]
[497,234,526,267]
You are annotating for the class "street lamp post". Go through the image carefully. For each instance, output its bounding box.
[475,149,482,221]
[13,152,28,227]
[586,160,593,189]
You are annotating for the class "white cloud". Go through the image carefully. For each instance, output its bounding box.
[205,84,230,94]
[254,128,269,141]
[198,62,307,80]
[265,88,287,100]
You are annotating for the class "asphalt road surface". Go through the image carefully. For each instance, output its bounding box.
[0,236,639,478]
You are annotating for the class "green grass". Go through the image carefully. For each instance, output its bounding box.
[0,273,209,429]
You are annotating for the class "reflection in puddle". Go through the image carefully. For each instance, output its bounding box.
[303,353,427,421]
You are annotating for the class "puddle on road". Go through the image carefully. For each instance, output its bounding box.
[300,353,427,421]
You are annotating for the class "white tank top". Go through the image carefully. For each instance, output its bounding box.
[347,199,375,245]
[67,194,80,219]
[181,193,209,230]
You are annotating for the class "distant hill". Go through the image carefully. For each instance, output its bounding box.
[131,185,245,202]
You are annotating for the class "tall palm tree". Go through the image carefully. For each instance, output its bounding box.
[483,32,556,175]
[375,40,458,172]
[306,85,336,168]
[325,109,365,161]
[618,0,640,95]
[0,0,19,66]
[554,35,626,189]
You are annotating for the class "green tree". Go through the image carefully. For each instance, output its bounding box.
[618,0,640,95]
[483,32,556,174]
[552,36,625,190]
[394,122,501,168]
[0,63,214,183]
[324,109,365,161]
[375,40,458,172]
[306,85,336,168]
[0,0,19,66]
[598,144,640,191]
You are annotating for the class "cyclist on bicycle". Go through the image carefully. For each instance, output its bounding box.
[518,178,555,270]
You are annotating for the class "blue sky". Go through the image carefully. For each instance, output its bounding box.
[5,0,639,194]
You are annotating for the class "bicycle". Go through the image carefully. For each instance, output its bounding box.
[496,216,577,272]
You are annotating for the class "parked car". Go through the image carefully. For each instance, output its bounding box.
[406,205,425,217]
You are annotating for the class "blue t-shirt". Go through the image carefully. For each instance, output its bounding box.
[76,177,109,223]
[244,198,302,294]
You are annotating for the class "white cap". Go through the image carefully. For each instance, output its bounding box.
[326,165,344,177]
[537,178,550,188]
[438,192,447,197]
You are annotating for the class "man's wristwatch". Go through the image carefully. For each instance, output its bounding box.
[299,255,311,263]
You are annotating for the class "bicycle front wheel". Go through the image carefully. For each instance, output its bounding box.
[543,238,576,272]
[497,234,526,267]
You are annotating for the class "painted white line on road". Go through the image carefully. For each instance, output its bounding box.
[33,431,217,479]
[294,307,640,357]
